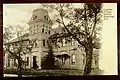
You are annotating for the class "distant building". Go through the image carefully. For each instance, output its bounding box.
[4,8,99,70]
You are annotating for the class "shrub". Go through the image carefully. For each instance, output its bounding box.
[41,53,56,69]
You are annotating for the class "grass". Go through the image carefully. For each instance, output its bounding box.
[4,68,103,76]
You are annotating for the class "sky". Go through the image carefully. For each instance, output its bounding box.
[3,3,82,30]
[3,3,118,75]
[3,4,41,29]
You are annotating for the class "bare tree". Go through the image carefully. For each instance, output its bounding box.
[42,3,102,75]
[3,25,35,77]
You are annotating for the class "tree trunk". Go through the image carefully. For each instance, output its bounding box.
[83,45,93,75]
[18,53,22,77]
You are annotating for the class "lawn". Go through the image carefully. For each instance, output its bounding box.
[4,68,103,76]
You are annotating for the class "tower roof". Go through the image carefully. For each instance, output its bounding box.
[33,8,48,13]
[27,8,53,25]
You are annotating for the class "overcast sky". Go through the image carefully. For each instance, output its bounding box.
[3,4,42,29]
[3,3,118,75]
[3,3,83,29]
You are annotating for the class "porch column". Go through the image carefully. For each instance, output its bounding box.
[29,54,33,69]
[38,50,41,69]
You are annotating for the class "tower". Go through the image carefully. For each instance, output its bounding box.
[27,8,53,69]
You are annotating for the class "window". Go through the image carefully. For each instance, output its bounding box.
[48,30,50,34]
[62,58,65,65]
[43,40,45,46]
[42,28,44,33]
[72,55,75,64]
[82,55,85,65]
[43,25,45,27]
[33,40,37,47]
[63,38,66,46]
[95,57,98,66]
[44,16,48,21]
[33,15,37,20]
[44,16,46,20]
[27,57,29,66]
[8,58,10,67]
[14,59,17,67]
[35,42,37,47]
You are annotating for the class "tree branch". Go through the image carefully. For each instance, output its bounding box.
[90,11,97,38]
[59,6,86,47]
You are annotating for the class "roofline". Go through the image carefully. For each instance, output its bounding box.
[33,8,48,13]
[4,38,29,45]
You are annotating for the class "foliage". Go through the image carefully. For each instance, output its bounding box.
[41,38,56,69]
[41,53,55,69]
[42,3,102,75]
[3,25,35,77]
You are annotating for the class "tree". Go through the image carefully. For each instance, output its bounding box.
[42,3,102,75]
[41,38,56,69]
[3,25,35,77]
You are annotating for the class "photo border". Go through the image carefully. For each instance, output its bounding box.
[1,0,120,79]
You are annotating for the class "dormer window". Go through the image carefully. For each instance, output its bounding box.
[44,16,49,21]
[44,16,46,20]
[33,15,37,20]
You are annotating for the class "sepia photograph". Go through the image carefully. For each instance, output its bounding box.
[3,3,117,77]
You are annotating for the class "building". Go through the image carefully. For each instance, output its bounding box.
[4,8,99,70]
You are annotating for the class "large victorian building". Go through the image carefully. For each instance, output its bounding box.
[4,8,99,70]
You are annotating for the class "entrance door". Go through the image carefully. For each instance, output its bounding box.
[33,56,38,69]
